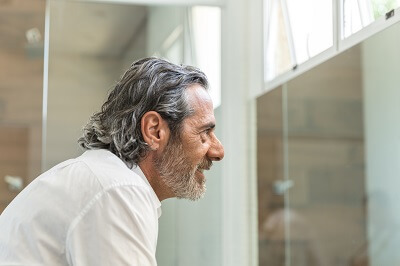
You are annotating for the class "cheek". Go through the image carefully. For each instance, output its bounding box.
[185,133,205,149]
[181,133,209,160]
[195,146,210,163]
[185,140,209,161]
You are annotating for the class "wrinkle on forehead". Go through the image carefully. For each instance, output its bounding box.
[186,84,213,115]
[182,84,215,133]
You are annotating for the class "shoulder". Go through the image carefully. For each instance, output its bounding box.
[71,149,161,213]
[35,149,156,214]
[65,185,160,266]
[85,184,158,216]
[67,184,160,242]
[75,149,148,189]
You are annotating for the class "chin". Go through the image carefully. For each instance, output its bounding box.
[177,181,206,201]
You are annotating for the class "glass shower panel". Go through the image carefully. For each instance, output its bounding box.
[286,45,366,266]
[257,87,286,265]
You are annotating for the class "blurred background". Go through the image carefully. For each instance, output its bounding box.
[1,0,400,266]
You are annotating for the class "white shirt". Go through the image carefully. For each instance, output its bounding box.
[0,149,161,266]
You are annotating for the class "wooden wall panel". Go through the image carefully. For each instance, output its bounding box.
[0,126,28,213]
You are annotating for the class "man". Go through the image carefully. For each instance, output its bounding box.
[0,57,224,265]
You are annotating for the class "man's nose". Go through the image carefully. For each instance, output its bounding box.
[207,136,224,161]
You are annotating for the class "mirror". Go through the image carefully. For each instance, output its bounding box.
[257,21,400,266]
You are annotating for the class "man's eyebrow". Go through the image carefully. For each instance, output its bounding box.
[199,122,216,130]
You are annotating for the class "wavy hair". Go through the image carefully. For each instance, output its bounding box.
[78,57,209,168]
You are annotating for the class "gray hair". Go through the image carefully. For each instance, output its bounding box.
[78,57,209,168]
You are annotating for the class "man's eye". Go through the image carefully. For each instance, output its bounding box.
[200,129,211,142]
[200,131,208,138]
[204,128,213,135]
[200,127,214,139]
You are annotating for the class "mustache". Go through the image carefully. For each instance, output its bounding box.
[198,158,213,171]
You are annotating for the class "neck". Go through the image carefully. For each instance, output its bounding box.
[138,154,175,201]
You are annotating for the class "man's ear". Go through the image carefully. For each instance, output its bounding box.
[141,111,170,151]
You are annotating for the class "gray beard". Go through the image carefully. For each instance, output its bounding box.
[154,140,211,201]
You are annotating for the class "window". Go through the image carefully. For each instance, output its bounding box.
[191,6,221,108]
[343,0,400,38]
[265,0,333,81]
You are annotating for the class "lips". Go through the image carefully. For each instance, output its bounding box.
[197,165,211,173]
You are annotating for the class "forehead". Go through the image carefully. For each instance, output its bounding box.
[185,84,215,126]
